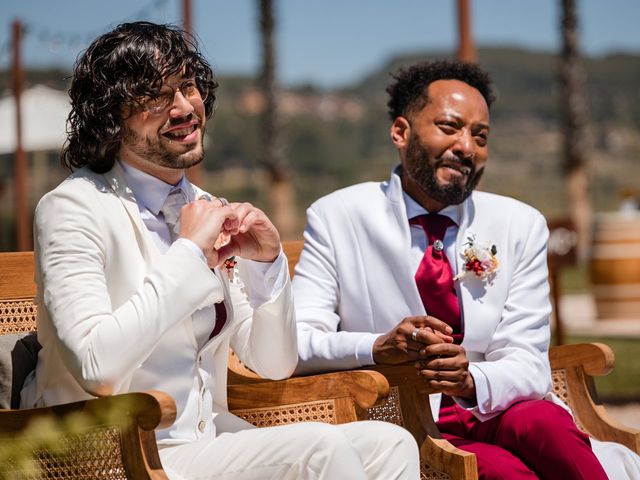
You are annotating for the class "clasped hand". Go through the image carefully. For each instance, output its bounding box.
[372,316,475,400]
[178,199,281,268]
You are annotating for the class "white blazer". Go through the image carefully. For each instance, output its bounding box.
[22,162,297,445]
[293,167,553,421]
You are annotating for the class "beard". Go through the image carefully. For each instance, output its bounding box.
[121,115,204,170]
[404,133,484,206]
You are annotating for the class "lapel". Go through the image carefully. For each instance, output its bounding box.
[383,168,426,316]
[453,195,474,341]
[453,194,504,348]
[189,183,235,337]
[101,162,162,265]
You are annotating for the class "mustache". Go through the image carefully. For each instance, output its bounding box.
[166,112,201,127]
[436,154,475,175]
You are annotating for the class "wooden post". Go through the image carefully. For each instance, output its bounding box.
[182,0,202,186]
[456,0,477,63]
[560,0,592,264]
[182,0,192,37]
[258,0,296,239]
[12,19,31,251]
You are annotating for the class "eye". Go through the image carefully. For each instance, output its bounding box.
[181,81,199,98]
[437,121,458,133]
[143,89,173,114]
[474,132,488,146]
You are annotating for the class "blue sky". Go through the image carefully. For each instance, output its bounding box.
[2,0,639,88]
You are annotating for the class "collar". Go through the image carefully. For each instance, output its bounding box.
[390,166,462,226]
[403,191,462,227]
[118,160,193,215]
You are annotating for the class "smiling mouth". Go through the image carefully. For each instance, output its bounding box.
[162,124,199,142]
[440,163,471,176]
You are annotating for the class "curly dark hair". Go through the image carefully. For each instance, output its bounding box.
[386,60,495,121]
[61,21,218,172]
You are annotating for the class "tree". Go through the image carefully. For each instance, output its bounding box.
[258,0,297,238]
[559,0,591,262]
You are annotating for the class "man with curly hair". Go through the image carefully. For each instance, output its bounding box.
[293,60,640,478]
[21,21,419,479]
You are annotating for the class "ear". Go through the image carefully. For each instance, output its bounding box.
[390,116,411,149]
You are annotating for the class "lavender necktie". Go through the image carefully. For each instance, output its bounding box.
[160,188,227,341]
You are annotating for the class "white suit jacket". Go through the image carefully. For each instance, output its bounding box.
[293,167,553,421]
[21,162,297,445]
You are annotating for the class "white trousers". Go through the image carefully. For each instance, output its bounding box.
[159,420,420,480]
[591,438,640,480]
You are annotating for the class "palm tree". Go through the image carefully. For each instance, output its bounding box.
[559,0,591,262]
[258,0,296,239]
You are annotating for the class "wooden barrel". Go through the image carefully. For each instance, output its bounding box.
[590,213,640,320]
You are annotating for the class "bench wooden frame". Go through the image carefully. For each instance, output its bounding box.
[0,251,390,478]
[229,240,640,479]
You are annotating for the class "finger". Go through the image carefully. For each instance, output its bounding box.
[422,343,465,358]
[198,194,228,206]
[409,327,451,346]
[227,203,260,232]
[404,317,454,343]
[221,216,240,234]
[416,356,463,372]
[238,210,263,233]
[215,241,239,261]
[416,368,465,384]
[423,317,455,337]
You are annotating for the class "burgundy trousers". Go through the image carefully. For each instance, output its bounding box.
[436,396,608,479]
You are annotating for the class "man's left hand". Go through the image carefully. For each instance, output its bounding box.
[215,202,281,263]
[415,343,476,400]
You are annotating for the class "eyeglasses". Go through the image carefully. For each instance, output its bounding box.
[140,79,207,116]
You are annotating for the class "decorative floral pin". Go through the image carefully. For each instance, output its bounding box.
[223,256,238,282]
[453,234,499,282]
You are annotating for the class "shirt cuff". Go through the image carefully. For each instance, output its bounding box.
[174,238,207,263]
[357,333,383,366]
[236,249,288,308]
[454,363,489,412]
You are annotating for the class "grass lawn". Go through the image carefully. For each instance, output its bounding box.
[557,263,640,401]
[564,335,640,402]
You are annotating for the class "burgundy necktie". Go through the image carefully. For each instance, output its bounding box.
[210,301,227,339]
[411,214,463,344]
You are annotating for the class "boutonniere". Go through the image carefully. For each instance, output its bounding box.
[223,256,238,283]
[453,233,499,283]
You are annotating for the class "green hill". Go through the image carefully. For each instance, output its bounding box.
[1,46,639,246]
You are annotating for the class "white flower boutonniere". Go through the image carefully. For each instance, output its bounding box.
[453,234,499,283]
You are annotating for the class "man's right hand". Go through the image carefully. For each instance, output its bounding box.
[372,316,454,365]
[178,199,239,267]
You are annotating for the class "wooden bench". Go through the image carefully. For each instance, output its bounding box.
[228,240,640,480]
[0,251,390,478]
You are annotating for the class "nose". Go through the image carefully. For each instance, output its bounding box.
[452,130,476,160]
[169,90,195,117]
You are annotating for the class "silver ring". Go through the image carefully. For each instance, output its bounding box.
[411,328,420,342]
[199,195,228,207]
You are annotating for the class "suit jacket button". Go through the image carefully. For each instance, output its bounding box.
[198,420,206,433]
